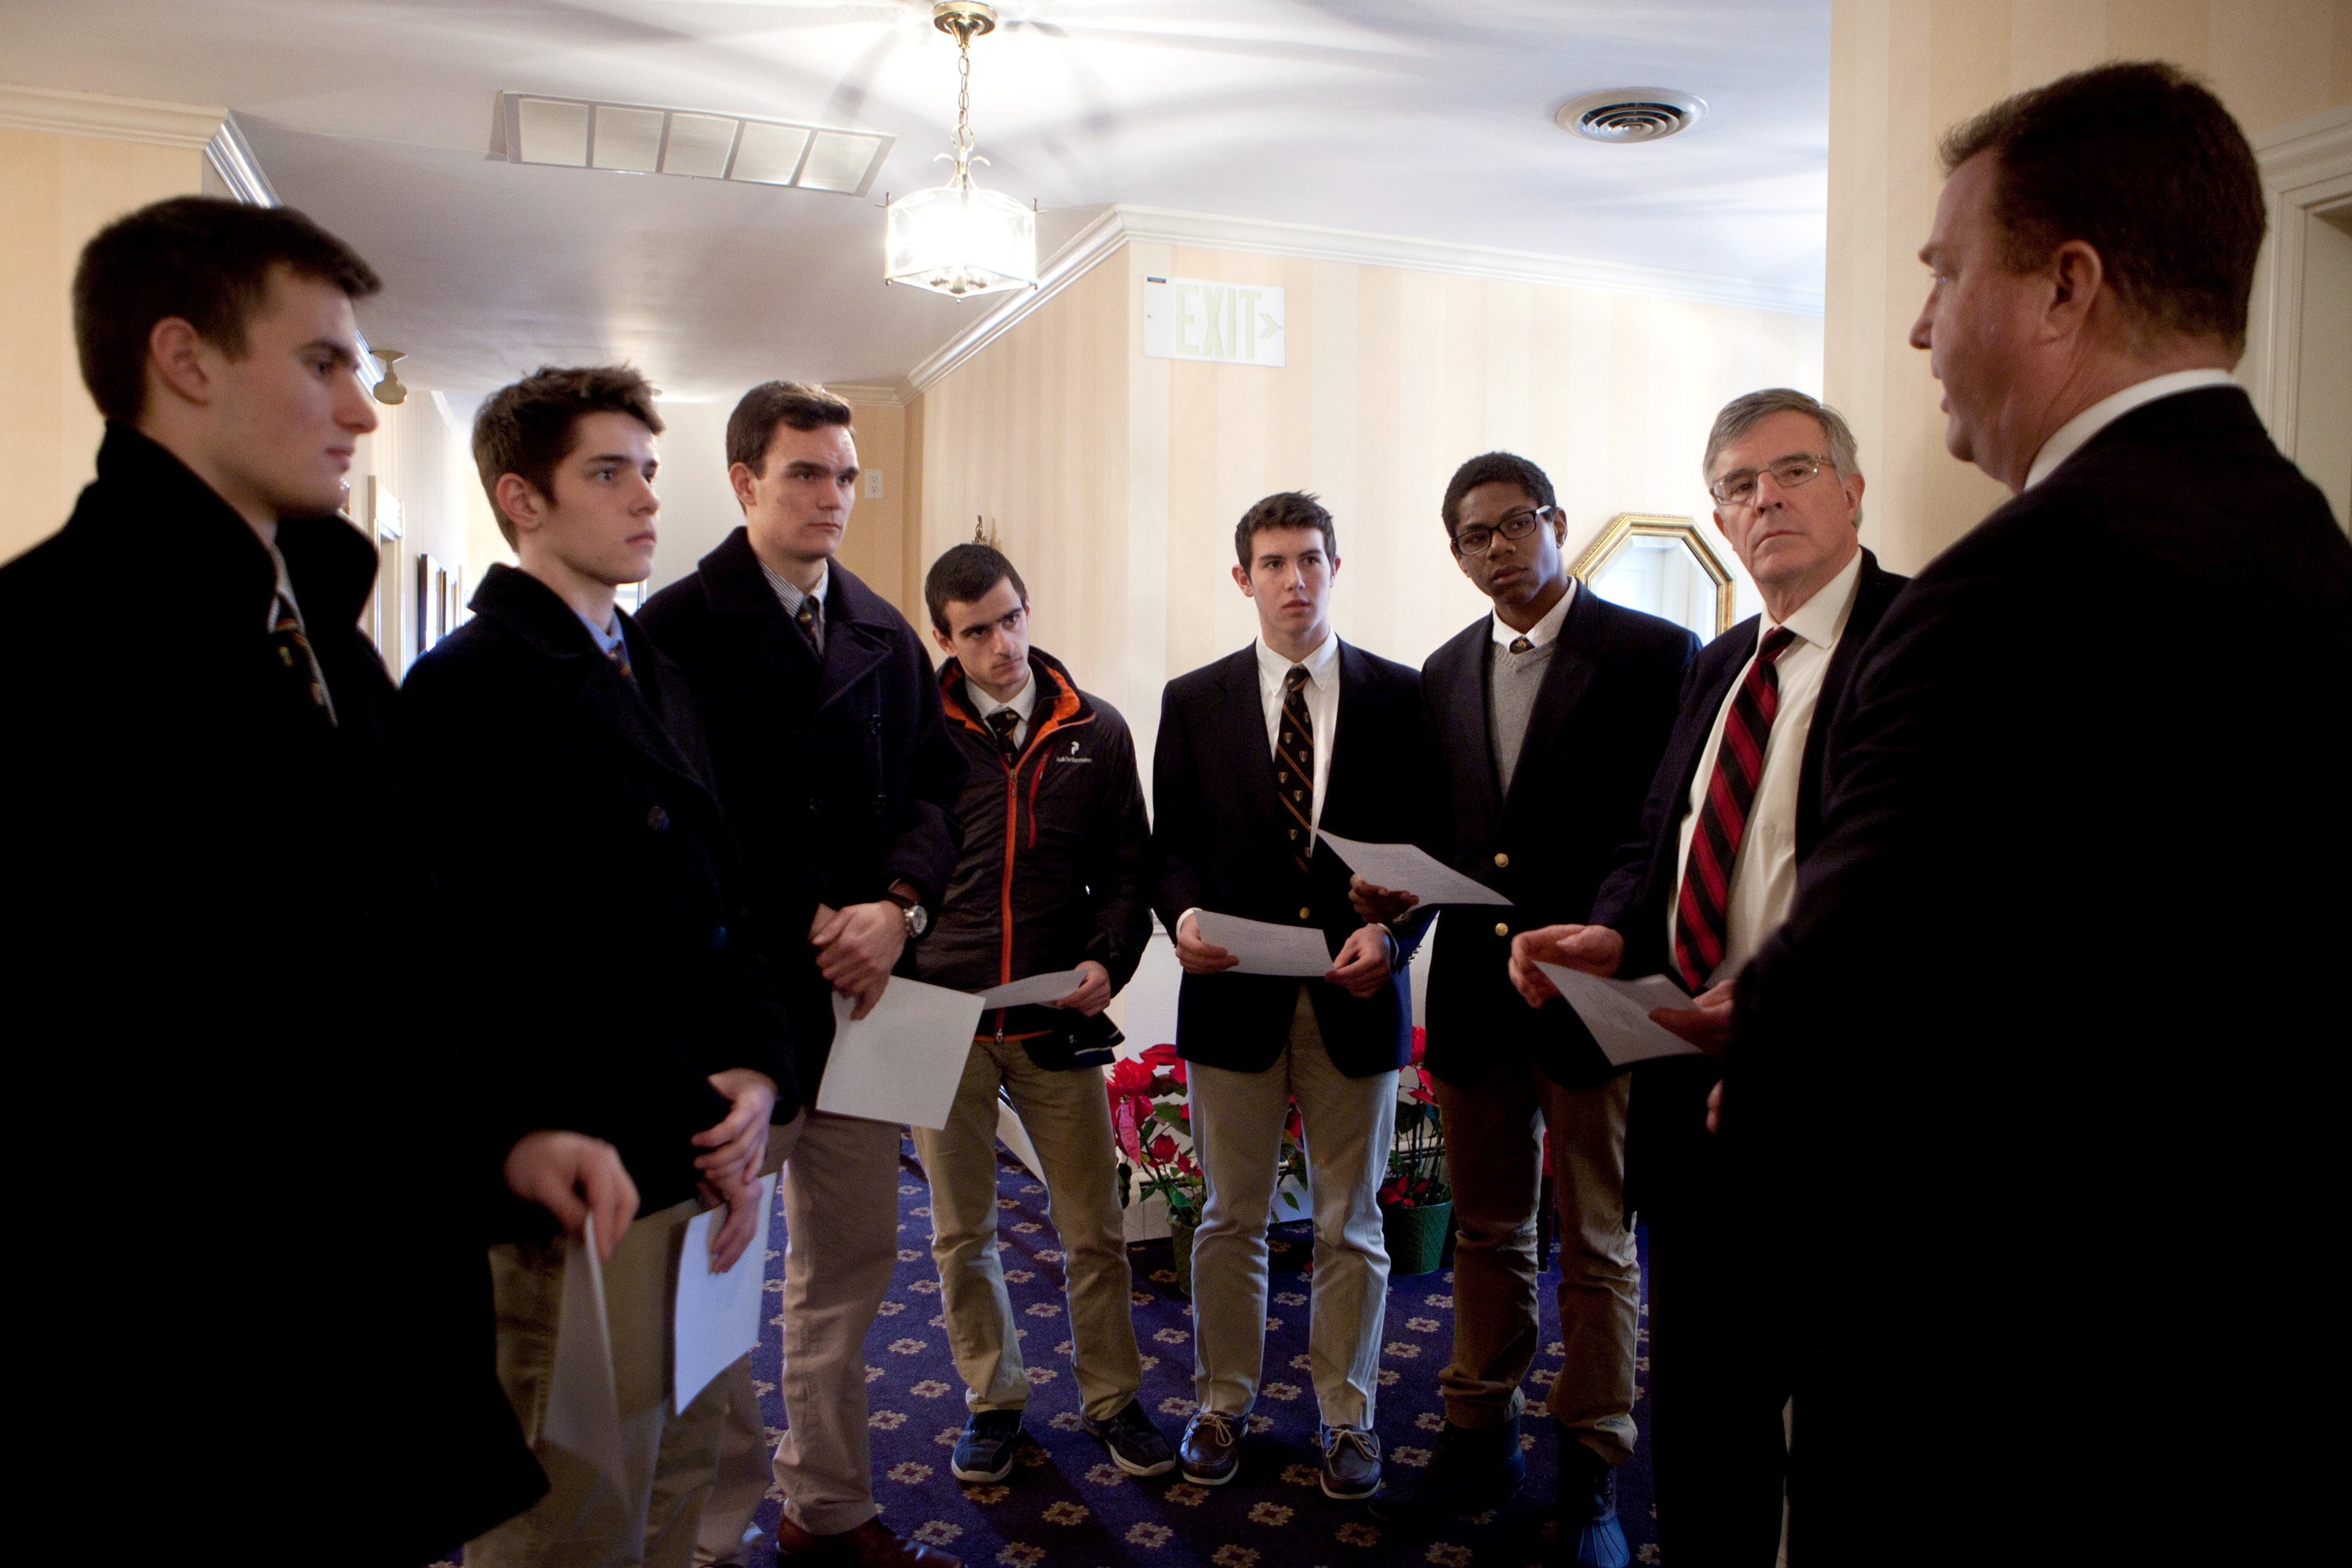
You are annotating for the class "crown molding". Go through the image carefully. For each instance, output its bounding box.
[0,82,224,148]
[204,113,279,205]
[2252,100,2352,188]
[826,381,913,408]
[900,202,1824,399]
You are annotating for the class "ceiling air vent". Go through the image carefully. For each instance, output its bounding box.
[1552,88,1707,144]
[496,92,894,197]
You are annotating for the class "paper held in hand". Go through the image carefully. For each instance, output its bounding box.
[975,969,1087,1009]
[1312,831,1512,907]
[673,1171,779,1414]
[1535,963,1709,1067]
[1194,911,1336,977]
[815,978,988,1131]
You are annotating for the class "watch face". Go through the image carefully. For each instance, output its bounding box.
[906,902,928,936]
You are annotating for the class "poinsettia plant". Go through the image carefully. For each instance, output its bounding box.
[1381,1027,1450,1210]
[1108,1043,1311,1227]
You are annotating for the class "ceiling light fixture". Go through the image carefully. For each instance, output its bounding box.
[1552,88,1707,144]
[884,2,1037,298]
[371,349,408,407]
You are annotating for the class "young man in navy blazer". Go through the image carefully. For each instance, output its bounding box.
[1511,391,1904,1566]
[1151,492,1436,1502]
[639,381,967,1568]
[1357,452,1692,1560]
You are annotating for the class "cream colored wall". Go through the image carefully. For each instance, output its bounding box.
[914,243,1822,757]
[1826,0,2352,572]
[0,126,205,563]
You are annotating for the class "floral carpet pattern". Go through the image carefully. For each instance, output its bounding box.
[445,1138,1659,1566]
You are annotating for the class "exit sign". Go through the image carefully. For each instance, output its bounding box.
[1143,276,1286,366]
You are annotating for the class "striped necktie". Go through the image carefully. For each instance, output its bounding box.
[604,633,635,687]
[794,594,821,652]
[985,706,1021,762]
[1276,663,1315,874]
[1672,626,1798,992]
[270,591,337,728]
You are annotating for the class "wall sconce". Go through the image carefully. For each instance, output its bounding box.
[372,349,408,406]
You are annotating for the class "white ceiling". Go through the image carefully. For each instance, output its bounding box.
[2,0,1830,401]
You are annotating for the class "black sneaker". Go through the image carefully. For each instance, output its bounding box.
[1369,1417,1526,1529]
[1557,1427,1630,1568]
[949,1409,1025,1483]
[1083,1399,1178,1477]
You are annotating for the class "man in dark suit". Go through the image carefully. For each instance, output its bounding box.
[1151,492,1434,1502]
[1510,391,1904,1565]
[1356,454,1691,1559]
[0,198,629,1563]
[1722,64,2351,1559]
[403,365,793,1568]
[639,380,966,1568]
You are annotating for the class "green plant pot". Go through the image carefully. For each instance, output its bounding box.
[1382,1200,1453,1276]
[1168,1214,1197,1301]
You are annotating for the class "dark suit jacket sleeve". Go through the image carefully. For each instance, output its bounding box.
[1150,679,1207,931]
[1587,649,1711,967]
[880,637,968,909]
[1083,705,1154,992]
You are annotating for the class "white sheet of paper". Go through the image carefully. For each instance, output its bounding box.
[1536,963,1710,1067]
[543,1214,626,1491]
[1313,830,1514,907]
[815,978,988,1131]
[1195,911,1336,978]
[672,1171,779,1414]
[975,969,1087,1009]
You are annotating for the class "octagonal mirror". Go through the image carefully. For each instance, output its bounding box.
[1570,514,1735,642]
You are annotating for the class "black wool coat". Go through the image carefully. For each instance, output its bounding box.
[1151,639,1439,1078]
[0,424,546,1563]
[1418,585,1695,1091]
[1727,388,2352,1557]
[638,530,967,1091]
[400,563,799,1212]
[1586,547,1904,1218]
[918,648,1152,1062]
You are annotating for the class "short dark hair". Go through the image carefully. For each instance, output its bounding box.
[726,380,855,474]
[924,543,1029,634]
[472,365,664,548]
[1439,452,1557,538]
[71,196,381,426]
[1940,60,2264,354]
[1234,492,1337,570]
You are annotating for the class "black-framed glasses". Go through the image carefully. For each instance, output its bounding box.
[1710,453,1834,507]
[1452,506,1551,556]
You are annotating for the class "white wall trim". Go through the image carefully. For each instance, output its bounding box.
[2245,103,2352,446]
[203,113,279,206]
[0,82,224,147]
[898,203,1824,401]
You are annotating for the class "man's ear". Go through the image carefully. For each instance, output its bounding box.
[931,624,954,658]
[2043,239,2107,342]
[1232,563,1254,597]
[144,317,216,411]
[495,472,546,540]
[728,460,760,513]
[1842,469,1867,524]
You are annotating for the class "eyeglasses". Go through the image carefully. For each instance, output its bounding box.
[1452,506,1552,556]
[1709,453,1835,507]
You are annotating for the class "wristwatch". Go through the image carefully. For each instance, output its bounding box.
[884,888,929,939]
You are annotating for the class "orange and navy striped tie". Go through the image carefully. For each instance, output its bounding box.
[1672,626,1797,991]
[270,591,337,728]
[1276,663,1315,874]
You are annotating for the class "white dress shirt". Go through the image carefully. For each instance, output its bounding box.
[1669,547,1866,985]
[2024,368,2237,490]
[1254,628,1341,848]
[1486,577,1577,652]
[759,558,829,651]
[967,669,1038,753]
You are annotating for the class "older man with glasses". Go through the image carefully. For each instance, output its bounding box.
[1356,452,1692,1562]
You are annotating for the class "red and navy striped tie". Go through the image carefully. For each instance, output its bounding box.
[1276,664,1315,874]
[1672,626,1798,991]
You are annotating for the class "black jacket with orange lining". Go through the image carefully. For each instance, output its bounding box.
[913,647,1153,1066]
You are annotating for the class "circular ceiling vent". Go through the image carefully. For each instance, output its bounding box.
[1552,88,1707,144]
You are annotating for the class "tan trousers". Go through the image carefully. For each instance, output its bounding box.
[469,1193,729,1568]
[1435,1059,1639,1466]
[1189,987,1398,1428]
[910,1035,1143,1422]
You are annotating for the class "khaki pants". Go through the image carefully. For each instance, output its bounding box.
[468,1193,729,1568]
[1189,987,1398,1428]
[1434,1059,1638,1466]
[911,1035,1143,1423]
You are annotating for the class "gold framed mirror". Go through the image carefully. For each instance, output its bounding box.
[1569,513,1736,641]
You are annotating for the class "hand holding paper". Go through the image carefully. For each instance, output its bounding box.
[975,969,1089,1009]
[673,1172,779,1414]
[1194,911,1337,977]
[815,978,987,1131]
[1534,963,1710,1067]
[1313,831,1512,907]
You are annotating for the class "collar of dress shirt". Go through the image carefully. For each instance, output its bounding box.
[2024,368,2237,490]
[1254,623,1340,690]
[1771,544,1866,653]
[967,666,1036,728]
[1490,577,1578,650]
[574,604,623,657]
[759,557,829,617]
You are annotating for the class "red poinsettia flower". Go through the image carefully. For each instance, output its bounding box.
[1149,1134,1177,1163]
[1409,1026,1427,1065]
[1112,1099,1142,1163]
[1106,1057,1154,1097]
[1408,1065,1436,1105]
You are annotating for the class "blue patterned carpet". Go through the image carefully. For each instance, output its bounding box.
[442,1140,1658,1566]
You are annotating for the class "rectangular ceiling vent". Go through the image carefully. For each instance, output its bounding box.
[497,92,893,197]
